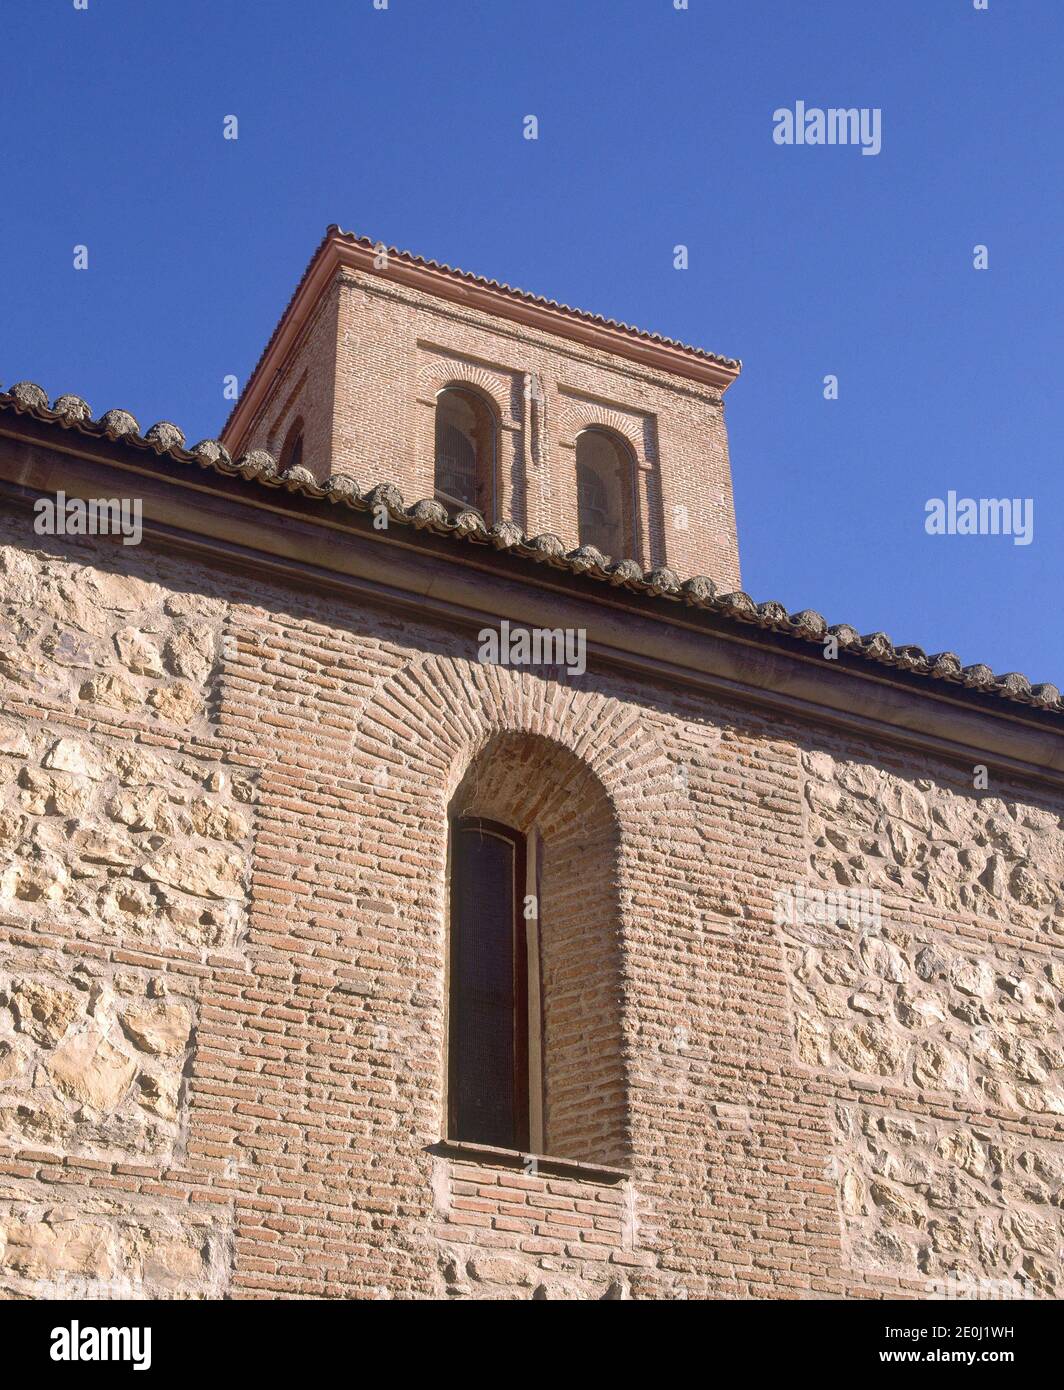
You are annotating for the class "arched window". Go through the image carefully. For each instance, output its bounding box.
[575,429,634,559]
[279,416,305,473]
[446,734,628,1167]
[447,817,529,1150]
[434,388,496,520]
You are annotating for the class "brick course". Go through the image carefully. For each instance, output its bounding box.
[0,507,1059,1299]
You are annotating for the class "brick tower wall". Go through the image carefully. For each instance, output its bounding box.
[239,267,741,592]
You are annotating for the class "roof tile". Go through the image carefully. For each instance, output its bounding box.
[0,382,1057,719]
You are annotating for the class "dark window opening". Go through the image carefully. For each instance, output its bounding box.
[448,817,529,1150]
[435,388,496,520]
[576,429,634,560]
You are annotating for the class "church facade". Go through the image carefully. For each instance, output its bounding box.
[0,229,1061,1300]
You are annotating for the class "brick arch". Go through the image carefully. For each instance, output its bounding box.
[568,402,645,456]
[418,361,508,422]
[350,654,676,1165]
[354,653,674,816]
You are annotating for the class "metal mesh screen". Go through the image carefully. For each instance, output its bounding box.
[450,826,516,1148]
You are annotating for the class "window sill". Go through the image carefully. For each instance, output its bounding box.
[430,1138,630,1185]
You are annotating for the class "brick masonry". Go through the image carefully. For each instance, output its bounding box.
[0,502,1061,1300]
[234,266,741,590]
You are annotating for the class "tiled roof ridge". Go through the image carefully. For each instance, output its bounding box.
[1,379,1060,719]
[327,226,742,369]
[221,226,742,440]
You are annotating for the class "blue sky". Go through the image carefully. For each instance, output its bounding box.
[2,0,1061,680]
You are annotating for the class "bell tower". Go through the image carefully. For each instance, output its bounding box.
[223,227,743,589]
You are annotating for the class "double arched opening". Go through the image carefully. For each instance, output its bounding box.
[431,391,646,563]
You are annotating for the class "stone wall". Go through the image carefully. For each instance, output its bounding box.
[1,938,193,1164]
[0,1191,231,1300]
[0,506,1061,1299]
[834,1102,1061,1297]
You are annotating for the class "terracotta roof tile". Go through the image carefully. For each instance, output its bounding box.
[1,381,1058,719]
[326,226,742,368]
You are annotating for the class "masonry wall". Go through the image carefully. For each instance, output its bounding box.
[0,513,1061,1300]
[238,268,741,590]
[248,282,340,489]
